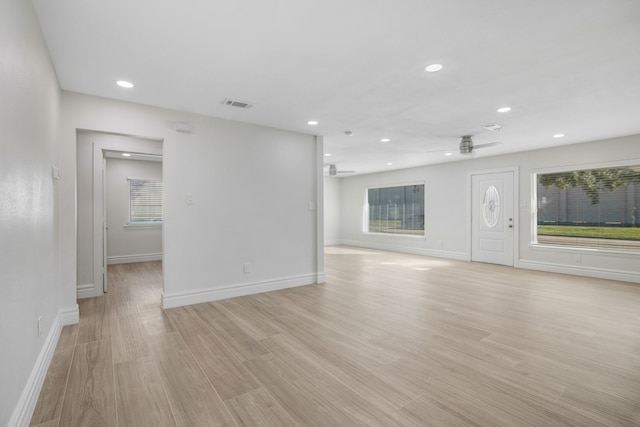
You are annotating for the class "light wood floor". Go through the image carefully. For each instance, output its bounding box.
[30,247,640,426]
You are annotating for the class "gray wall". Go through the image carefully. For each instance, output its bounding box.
[324,177,341,245]
[0,0,62,424]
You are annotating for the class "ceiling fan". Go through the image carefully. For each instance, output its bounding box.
[324,163,355,176]
[428,135,502,156]
[459,135,501,154]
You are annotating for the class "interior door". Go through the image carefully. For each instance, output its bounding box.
[471,171,514,266]
[102,156,108,292]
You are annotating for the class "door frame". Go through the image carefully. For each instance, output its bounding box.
[90,131,163,297]
[466,166,520,267]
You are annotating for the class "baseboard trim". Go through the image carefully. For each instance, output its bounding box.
[336,241,639,283]
[518,260,640,283]
[162,274,320,309]
[107,253,162,265]
[8,314,62,427]
[338,240,470,261]
[77,283,94,299]
[60,304,80,325]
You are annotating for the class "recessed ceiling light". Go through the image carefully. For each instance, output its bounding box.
[122,153,131,157]
[444,152,453,156]
[307,120,318,125]
[387,162,393,166]
[425,63,443,73]
[380,138,391,142]
[553,133,565,138]
[497,107,511,113]
[324,153,332,157]
[116,80,134,88]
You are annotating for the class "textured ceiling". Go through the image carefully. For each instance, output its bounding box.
[33,0,640,175]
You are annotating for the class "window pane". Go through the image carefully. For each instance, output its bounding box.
[536,166,640,250]
[129,179,163,222]
[367,184,424,235]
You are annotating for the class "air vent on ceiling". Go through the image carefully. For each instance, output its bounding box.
[483,123,503,132]
[221,98,253,109]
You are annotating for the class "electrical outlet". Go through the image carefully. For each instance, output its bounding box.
[37,316,42,337]
[575,255,582,264]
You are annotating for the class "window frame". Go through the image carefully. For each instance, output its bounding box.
[363,181,426,238]
[531,159,640,254]
[126,177,163,227]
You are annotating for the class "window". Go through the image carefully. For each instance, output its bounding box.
[535,165,640,250]
[128,178,163,224]
[365,184,424,235]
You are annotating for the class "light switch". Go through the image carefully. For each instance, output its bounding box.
[186,194,194,205]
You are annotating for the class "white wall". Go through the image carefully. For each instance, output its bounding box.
[336,134,640,282]
[76,139,93,290]
[0,0,63,425]
[59,92,323,310]
[106,158,163,264]
[323,176,341,245]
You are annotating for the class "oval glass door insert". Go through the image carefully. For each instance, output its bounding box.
[482,185,500,228]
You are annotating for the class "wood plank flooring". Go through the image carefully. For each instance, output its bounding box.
[30,247,640,426]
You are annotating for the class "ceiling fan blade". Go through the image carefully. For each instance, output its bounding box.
[323,163,355,176]
[473,141,502,150]
[425,148,456,153]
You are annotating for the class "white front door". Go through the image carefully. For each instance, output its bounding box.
[471,171,514,266]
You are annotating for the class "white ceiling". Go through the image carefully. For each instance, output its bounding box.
[33,0,640,175]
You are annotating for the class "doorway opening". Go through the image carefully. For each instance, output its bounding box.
[76,130,163,299]
[103,150,163,292]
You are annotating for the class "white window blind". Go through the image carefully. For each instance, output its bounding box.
[535,165,640,250]
[128,178,163,223]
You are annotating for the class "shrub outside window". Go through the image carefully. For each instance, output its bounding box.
[535,166,640,250]
[365,184,424,236]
